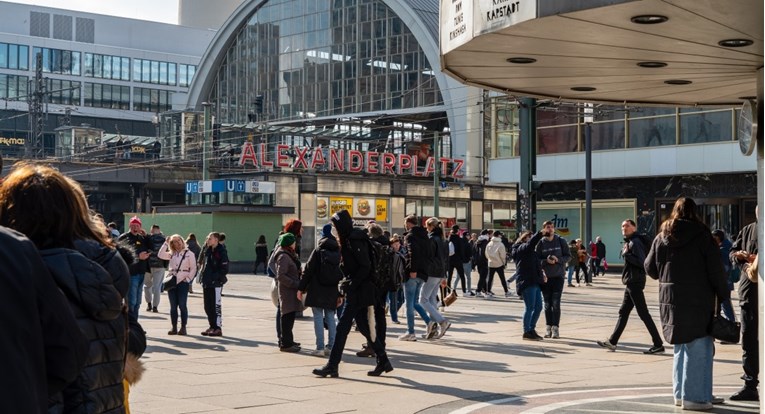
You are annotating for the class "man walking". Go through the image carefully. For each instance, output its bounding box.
[595,236,607,276]
[729,208,759,402]
[144,224,167,313]
[447,225,467,295]
[597,219,664,354]
[473,230,490,297]
[536,221,570,338]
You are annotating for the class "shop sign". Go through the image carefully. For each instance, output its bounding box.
[185,179,276,194]
[440,0,475,54]
[375,199,388,222]
[238,142,464,178]
[475,0,536,35]
[329,197,353,216]
[0,137,25,146]
[325,196,389,221]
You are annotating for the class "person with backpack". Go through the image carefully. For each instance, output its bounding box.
[473,230,491,297]
[486,230,511,297]
[356,223,394,358]
[419,217,452,339]
[400,215,432,342]
[447,225,466,295]
[536,220,571,339]
[299,224,342,356]
[313,210,393,378]
[597,219,664,354]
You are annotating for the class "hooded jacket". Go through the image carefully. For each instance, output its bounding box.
[645,219,729,344]
[202,244,229,288]
[621,233,647,285]
[512,231,545,295]
[43,239,130,414]
[299,236,341,310]
[485,236,507,268]
[448,233,464,265]
[331,209,375,306]
[473,235,489,268]
[404,225,431,281]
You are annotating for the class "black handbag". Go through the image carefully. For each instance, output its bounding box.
[710,315,740,343]
[162,251,187,292]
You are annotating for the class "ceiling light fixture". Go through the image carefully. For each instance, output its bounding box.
[664,79,692,85]
[506,57,537,64]
[571,86,596,91]
[718,38,754,48]
[637,61,667,68]
[630,15,668,24]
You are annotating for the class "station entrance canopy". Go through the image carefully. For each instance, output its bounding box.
[439,0,762,107]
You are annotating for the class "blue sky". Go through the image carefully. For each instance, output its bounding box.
[7,0,179,24]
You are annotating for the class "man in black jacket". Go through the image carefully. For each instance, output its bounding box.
[0,226,88,413]
[119,216,152,318]
[729,209,759,402]
[598,219,664,354]
[447,225,467,294]
[473,230,491,296]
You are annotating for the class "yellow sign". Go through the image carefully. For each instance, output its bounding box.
[329,197,353,216]
[375,199,388,222]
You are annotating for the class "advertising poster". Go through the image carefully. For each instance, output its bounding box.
[329,197,353,216]
[375,199,388,222]
[353,197,375,219]
[316,197,329,220]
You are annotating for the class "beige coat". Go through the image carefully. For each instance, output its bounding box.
[275,248,303,314]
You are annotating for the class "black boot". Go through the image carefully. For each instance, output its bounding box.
[730,386,759,401]
[367,356,393,377]
[312,364,339,378]
[178,325,187,335]
[168,325,178,335]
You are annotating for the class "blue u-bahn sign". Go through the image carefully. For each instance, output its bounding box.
[185,179,276,194]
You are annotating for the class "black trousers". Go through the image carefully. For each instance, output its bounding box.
[202,286,222,329]
[487,266,508,293]
[741,297,759,388]
[575,264,590,284]
[541,277,564,326]
[609,282,663,347]
[476,264,489,293]
[279,311,297,348]
[447,263,466,292]
[329,293,387,367]
[360,291,388,348]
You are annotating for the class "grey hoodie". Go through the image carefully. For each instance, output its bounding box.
[536,235,570,278]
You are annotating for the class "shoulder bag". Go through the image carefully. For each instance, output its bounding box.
[162,251,187,292]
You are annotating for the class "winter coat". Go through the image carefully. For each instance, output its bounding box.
[473,236,489,268]
[299,237,341,310]
[331,209,375,307]
[147,232,167,269]
[255,242,269,263]
[645,219,729,344]
[158,245,197,284]
[621,234,647,285]
[730,221,758,306]
[512,231,545,295]
[448,233,464,265]
[186,239,202,262]
[566,244,578,268]
[428,231,449,279]
[485,236,507,268]
[118,231,152,275]
[43,238,131,414]
[596,240,606,259]
[276,247,303,314]
[536,235,570,278]
[0,227,88,414]
[201,244,229,288]
[404,225,431,281]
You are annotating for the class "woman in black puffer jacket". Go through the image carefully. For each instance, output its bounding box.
[0,164,130,413]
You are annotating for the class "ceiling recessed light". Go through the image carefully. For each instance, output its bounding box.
[637,61,667,68]
[664,79,692,85]
[738,96,757,100]
[506,57,537,64]
[571,86,596,92]
[718,38,754,48]
[630,15,668,24]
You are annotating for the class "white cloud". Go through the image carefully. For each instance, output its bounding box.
[6,0,179,24]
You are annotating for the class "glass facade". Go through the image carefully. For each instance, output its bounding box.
[133,58,177,86]
[84,53,130,81]
[208,0,443,123]
[46,79,80,105]
[83,82,130,109]
[488,96,739,157]
[0,74,28,100]
[178,64,196,87]
[133,87,173,112]
[32,47,80,75]
[0,43,29,70]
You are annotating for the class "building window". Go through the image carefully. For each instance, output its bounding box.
[179,64,196,87]
[46,78,80,105]
[679,108,733,144]
[0,43,29,70]
[133,87,173,112]
[133,58,177,86]
[83,82,129,109]
[84,53,130,81]
[0,74,29,101]
[31,47,80,75]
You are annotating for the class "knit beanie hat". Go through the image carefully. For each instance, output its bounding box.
[321,223,333,238]
[278,232,296,247]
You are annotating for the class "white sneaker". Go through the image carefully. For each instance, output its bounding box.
[544,325,552,338]
[467,291,476,297]
[682,401,713,410]
[398,333,417,342]
[551,326,560,339]
[309,349,325,357]
[505,291,513,298]
[425,321,438,339]
[324,347,332,356]
[436,319,452,339]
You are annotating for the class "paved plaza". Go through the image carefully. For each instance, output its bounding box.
[130,270,760,414]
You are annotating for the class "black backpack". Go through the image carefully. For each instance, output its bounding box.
[368,240,396,291]
[317,249,342,286]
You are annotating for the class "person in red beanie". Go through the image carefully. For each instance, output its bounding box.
[119,216,153,318]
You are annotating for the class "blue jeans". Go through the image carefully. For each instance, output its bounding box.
[673,335,714,404]
[167,281,190,326]
[522,285,543,333]
[419,277,444,323]
[312,307,336,350]
[461,262,473,291]
[404,277,429,334]
[567,266,575,285]
[388,289,404,322]
[128,273,145,318]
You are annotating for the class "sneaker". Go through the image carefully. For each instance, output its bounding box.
[279,345,301,353]
[324,347,332,357]
[436,320,451,339]
[730,386,759,401]
[308,349,325,357]
[597,339,617,351]
[682,401,713,410]
[475,291,484,298]
[711,396,724,404]
[467,291,476,297]
[505,291,512,298]
[356,346,376,358]
[487,291,496,297]
[644,345,665,354]
[398,333,417,341]
[207,328,222,337]
[146,304,152,312]
[544,326,552,338]
[551,326,559,339]
[425,321,437,339]
[567,283,575,287]
[585,283,592,287]
[152,306,158,313]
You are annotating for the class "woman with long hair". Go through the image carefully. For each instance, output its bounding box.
[0,163,130,412]
[283,218,303,257]
[645,197,729,410]
[200,232,228,336]
[158,234,197,335]
[512,230,546,340]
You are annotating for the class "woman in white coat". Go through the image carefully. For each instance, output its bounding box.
[158,234,197,335]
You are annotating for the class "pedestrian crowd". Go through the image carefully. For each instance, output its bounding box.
[0,158,757,413]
